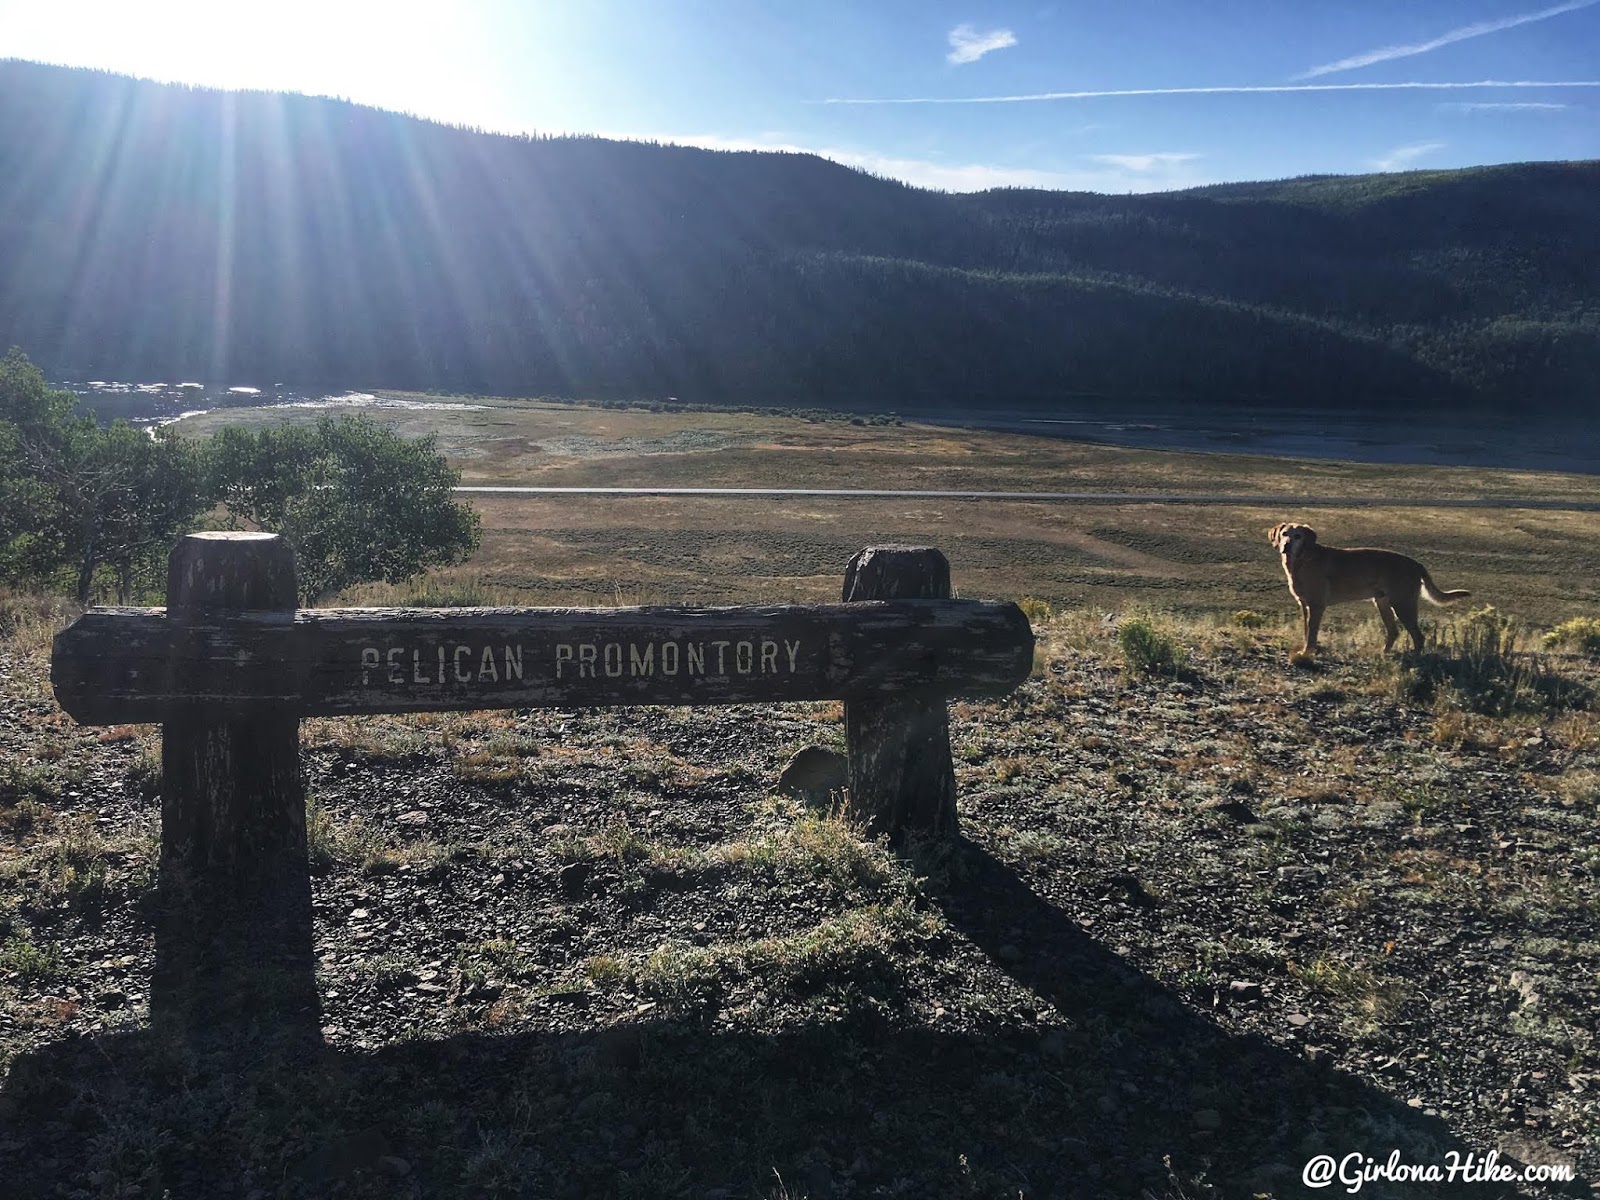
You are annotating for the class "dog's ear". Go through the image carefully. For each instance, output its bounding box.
[1301,527,1318,545]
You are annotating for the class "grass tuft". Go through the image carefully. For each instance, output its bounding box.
[1117,615,1187,678]
[0,761,61,808]
[586,901,937,1018]
[0,933,63,983]
[1017,596,1053,624]
[1543,615,1600,656]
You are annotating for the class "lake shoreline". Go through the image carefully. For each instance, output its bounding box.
[60,382,1600,476]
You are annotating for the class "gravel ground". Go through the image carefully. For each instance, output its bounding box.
[2,607,1598,1199]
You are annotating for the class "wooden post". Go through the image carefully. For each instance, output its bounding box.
[152,531,318,1035]
[842,546,959,841]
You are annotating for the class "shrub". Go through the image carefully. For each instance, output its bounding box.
[1017,596,1053,624]
[1543,616,1600,656]
[1232,609,1269,629]
[1118,615,1186,678]
[1398,606,1591,716]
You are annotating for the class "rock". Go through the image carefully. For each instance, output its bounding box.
[559,861,592,899]
[397,809,429,826]
[1286,1012,1311,1028]
[1508,970,1541,1009]
[777,746,848,805]
[1193,1108,1222,1130]
[1227,980,1264,1004]
[1206,799,1259,824]
[1102,873,1157,907]
[1497,1132,1573,1172]
[1276,866,1318,888]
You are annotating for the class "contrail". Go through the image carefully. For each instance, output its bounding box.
[823,80,1600,105]
[1302,0,1600,79]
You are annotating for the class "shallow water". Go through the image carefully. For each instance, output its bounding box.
[933,405,1600,475]
[66,381,485,428]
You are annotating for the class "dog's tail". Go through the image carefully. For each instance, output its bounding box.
[1420,569,1470,606]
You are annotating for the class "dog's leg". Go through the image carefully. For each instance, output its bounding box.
[1373,598,1401,653]
[1394,592,1425,652]
[1303,604,1324,654]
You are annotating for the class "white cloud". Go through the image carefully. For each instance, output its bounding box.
[1370,141,1446,171]
[1437,100,1568,112]
[822,79,1600,105]
[590,131,1213,194]
[1300,0,1599,79]
[946,23,1017,64]
[1088,152,1201,172]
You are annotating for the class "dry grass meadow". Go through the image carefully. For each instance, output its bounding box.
[180,394,1600,627]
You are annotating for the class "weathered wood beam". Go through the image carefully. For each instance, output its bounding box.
[52,598,1033,724]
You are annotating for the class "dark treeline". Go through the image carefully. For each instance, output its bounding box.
[2,59,1596,411]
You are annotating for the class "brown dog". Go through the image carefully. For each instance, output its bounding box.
[1268,523,1471,655]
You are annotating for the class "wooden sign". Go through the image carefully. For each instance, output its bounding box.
[47,535,1034,1031]
[53,598,1032,724]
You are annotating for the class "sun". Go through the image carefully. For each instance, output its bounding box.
[0,0,513,130]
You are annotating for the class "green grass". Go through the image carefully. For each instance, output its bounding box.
[0,934,62,984]
[1117,615,1188,678]
[0,762,63,807]
[588,900,939,1018]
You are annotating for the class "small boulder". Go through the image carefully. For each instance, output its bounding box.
[558,861,592,899]
[778,746,848,805]
[1227,980,1264,1004]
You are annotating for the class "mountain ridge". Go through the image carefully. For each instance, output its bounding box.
[2,59,1595,410]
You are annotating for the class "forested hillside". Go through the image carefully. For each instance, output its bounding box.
[2,59,1596,410]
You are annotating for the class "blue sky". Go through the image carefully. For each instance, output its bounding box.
[3,0,1597,192]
